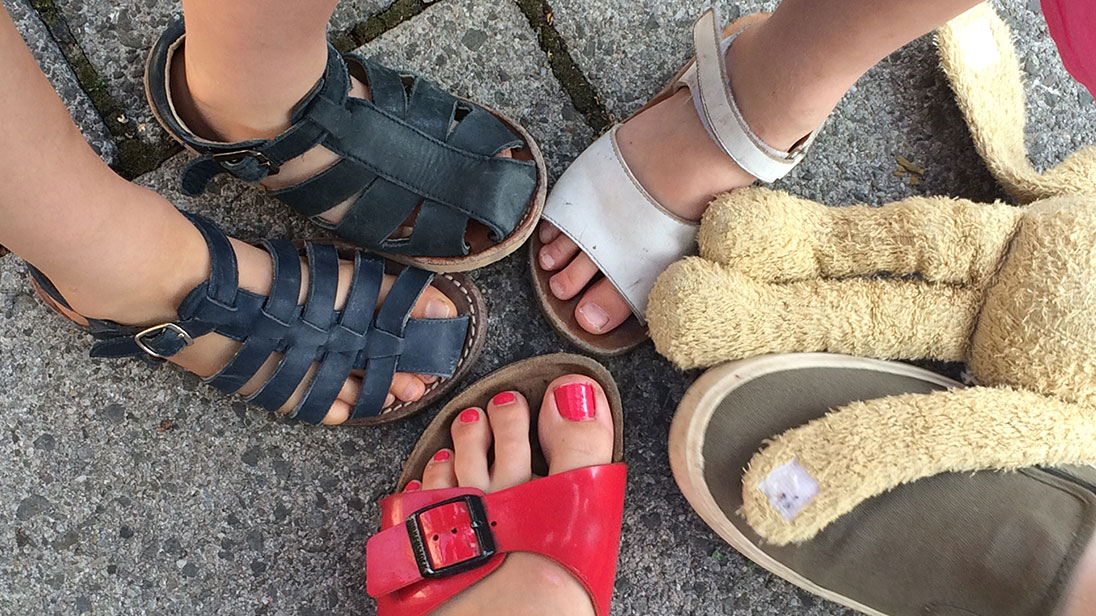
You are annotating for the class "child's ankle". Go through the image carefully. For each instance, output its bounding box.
[724,23,843,152]
[170,51,300,143]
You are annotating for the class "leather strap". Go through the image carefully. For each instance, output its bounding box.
[367,463,628,616]
[146,19,536,259]
[29,212,471,423]
[677,8,820,183]
[542,127,699,320]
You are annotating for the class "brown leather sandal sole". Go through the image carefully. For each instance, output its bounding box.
[530,15,768,357]
[396,353,624,489]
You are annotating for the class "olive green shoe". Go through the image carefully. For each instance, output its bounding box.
[670,353,1096,616]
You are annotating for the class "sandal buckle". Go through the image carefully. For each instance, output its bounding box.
[134,323,194,359]
[406,495,497,578]
[212,149,280,175]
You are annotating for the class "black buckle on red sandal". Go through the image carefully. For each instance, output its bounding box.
[406,495,497,578]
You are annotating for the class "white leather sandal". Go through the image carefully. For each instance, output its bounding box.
[530,8,822,355]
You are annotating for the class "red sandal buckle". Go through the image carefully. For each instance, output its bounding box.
[405,495,496,578]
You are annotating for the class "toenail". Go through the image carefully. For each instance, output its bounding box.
[402,382,420,401]
[549,277,567,299]
[491,391,516,407]
[459,408,480,423]
[554,382,597,421]
[404,480,422,492]
[433,450,451,462]
[540,248,556,269]
[578,303,610,332]
[425,299,452,319]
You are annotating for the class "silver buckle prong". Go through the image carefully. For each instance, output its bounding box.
[133,323,194,359]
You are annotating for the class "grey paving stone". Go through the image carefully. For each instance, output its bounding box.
[3,0,117,163]
[53,0,396,145]
[551,0,1095,207]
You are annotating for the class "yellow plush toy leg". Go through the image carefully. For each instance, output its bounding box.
[937,3,1096,202]
[647,257,980,370]
[741,386,1096,545]
[698,187,1021,286]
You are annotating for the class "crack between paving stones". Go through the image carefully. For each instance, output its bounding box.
[331,0,610,133]
[330,0,434,52]
[512,0,610,132]
[28,0,180,180]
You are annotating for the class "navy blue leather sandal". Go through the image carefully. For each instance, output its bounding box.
[144,19,546,273]
[28,212,487,426]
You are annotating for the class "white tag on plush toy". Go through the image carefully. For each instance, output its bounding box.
[959,18,1001,71]
[758,459,819,521]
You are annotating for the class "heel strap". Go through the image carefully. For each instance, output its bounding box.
[367,463,628,616]
[677,8,820,183]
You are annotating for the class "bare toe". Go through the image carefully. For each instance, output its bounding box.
[538,375,615,474]
[408,283,457,320]
[549,252,599,301]
[574,279,634,335]
[538,220,562,245]
[450,407,492,492]
[421,449,457,490]
[390,372,426,404]
[539,232,579,272]
[485,391,533,491]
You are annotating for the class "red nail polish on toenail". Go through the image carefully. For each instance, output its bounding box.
[433,450,451,462]
[459,408,480,423]
[404,480,421,492]
[491,391,516,406]
[554,382,596,421]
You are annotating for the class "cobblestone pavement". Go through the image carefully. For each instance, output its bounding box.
[2,0,1094,614]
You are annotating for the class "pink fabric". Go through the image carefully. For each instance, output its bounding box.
[1041,0,1096,97]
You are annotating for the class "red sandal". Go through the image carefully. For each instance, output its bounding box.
[365,354,628,615]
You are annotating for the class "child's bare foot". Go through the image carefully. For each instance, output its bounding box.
[403,375,615,615]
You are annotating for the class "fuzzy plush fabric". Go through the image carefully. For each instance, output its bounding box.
[972,197,1096,407]
[741,386,1096,544]
[648,257,982,370]
[654,190,1096,542]
[937,3,1096,203]
[649,187,1025,370]
[697,187,1022,286]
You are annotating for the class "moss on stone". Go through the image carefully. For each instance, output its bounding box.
[512,0,609,132]
[29,0,177,179]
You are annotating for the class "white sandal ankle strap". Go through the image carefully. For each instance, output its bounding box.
[677,8,821,183]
